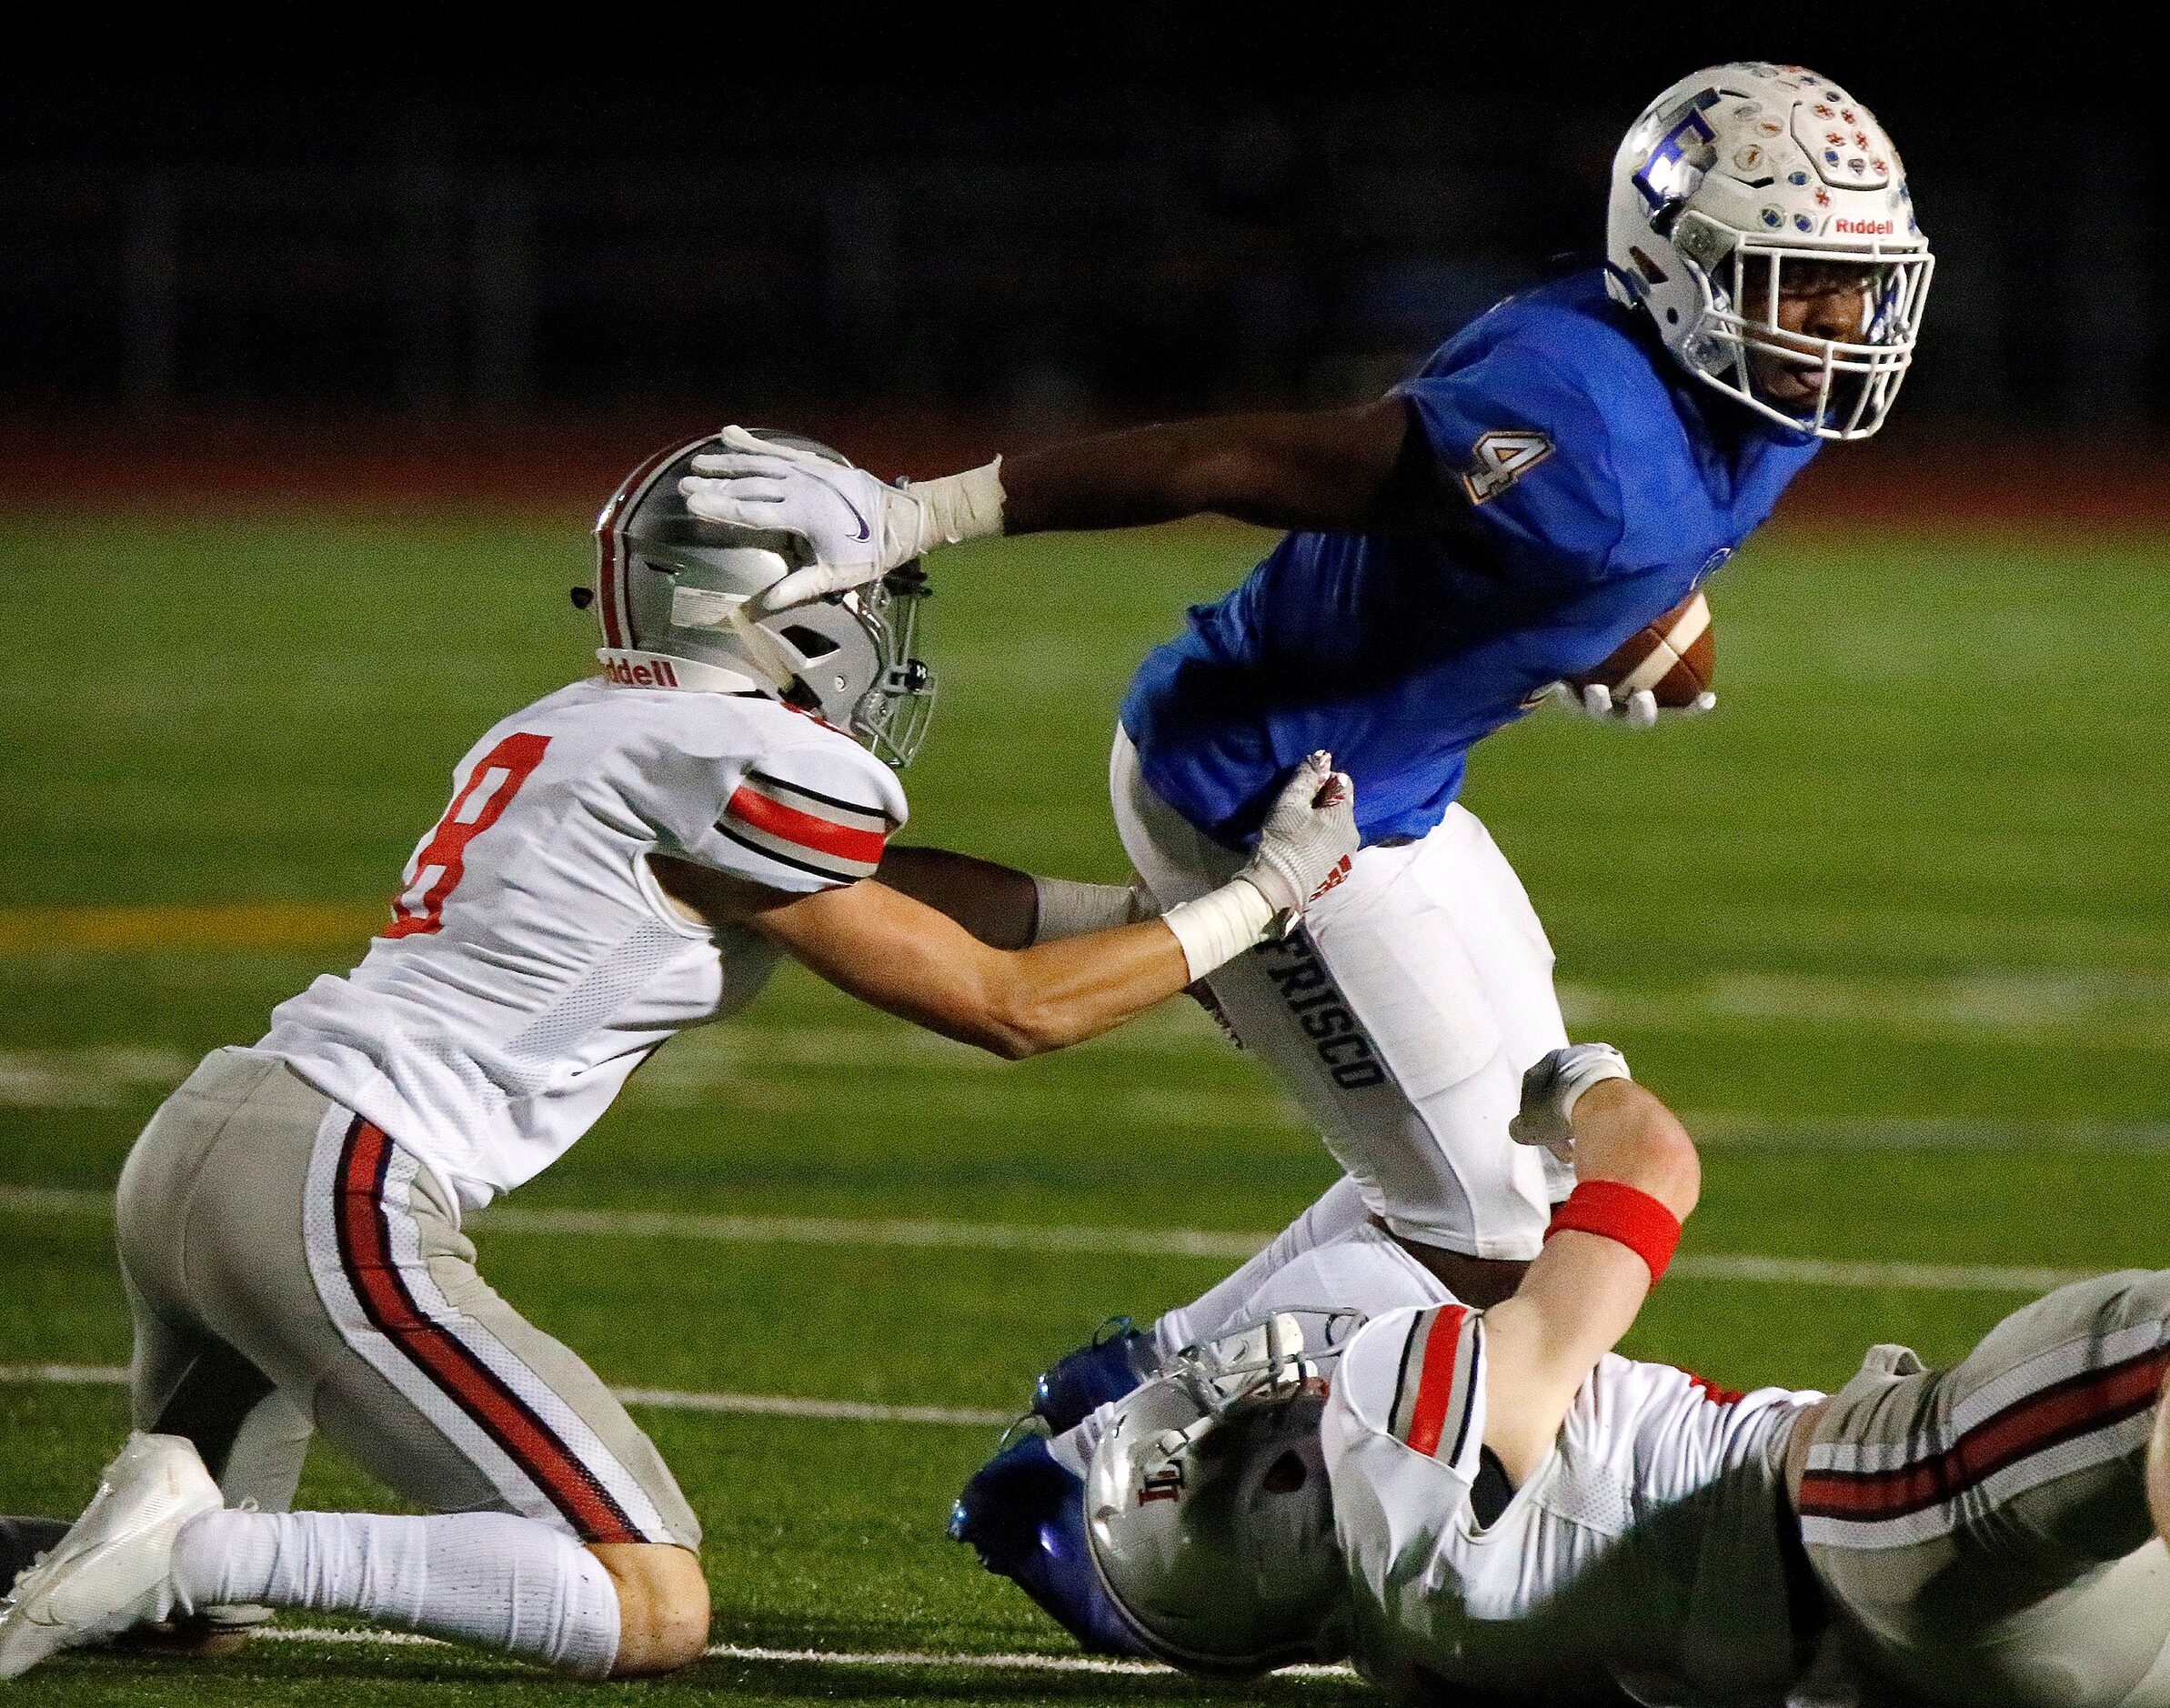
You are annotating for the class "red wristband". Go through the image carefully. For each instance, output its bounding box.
[1543,1180,1681,1281]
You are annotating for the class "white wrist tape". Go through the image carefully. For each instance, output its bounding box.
[1030,877,1147,944]
[1160,878,1277,982]
[1555,1044,1633,1121]
[899,459,1006,557]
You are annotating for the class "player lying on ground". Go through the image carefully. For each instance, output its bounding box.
[960,1049,2170,1708]
[0,433,1359,1683]
[672,62,1935,1334]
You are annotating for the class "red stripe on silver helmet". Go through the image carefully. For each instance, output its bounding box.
[591,434,714,651]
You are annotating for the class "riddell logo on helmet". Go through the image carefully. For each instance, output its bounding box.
[603,656,680,688]
[1833,216,1894,236]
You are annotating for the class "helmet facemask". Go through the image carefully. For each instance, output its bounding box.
[1676,215,1934,439]
[1605,65,1933,443]
[848,565,937,768]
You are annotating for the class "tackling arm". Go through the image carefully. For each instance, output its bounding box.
[655,751,1357,1059]
[875,846,1153,952]
[872,846,1040,949]
[735,876,1188,1060]
[650,856,1195,1059]
[1479,1076,1702,1483]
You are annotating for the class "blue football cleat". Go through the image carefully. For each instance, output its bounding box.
[1030,1317,1156,1435]
[0,1518,68,1598]
[949,1431,1147,1657]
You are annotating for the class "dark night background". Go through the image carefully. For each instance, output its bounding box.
[0,18,2154,463]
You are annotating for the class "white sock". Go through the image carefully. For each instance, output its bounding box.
[1049,1414,1099,1480]
[1221,1222,1451,1321]
[1057,1220,1448,1481]
[172,1510,621,1679]
[1150,1174,1370,1360]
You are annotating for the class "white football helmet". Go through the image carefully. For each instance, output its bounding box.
[1606,63,1933,440]
[1085,1311,1359,1675]
[589,429,936,766]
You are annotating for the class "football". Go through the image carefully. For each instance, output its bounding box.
[1569,591,1714,708]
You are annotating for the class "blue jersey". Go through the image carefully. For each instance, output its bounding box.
[1120,269,1820,847]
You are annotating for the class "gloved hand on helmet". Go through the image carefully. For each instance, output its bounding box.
[677,427,1006,613]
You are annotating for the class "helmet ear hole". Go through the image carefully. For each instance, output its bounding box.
[777,625,840,659]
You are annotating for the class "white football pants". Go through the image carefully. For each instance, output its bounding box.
[1112,728,1571,1259]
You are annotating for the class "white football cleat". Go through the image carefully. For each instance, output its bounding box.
[0,1432,222,1678]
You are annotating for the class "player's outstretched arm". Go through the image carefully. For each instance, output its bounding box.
[1480,1057,1701,1483]
[996,397,1463,537]
[673,401,1462,608]
[658,756,1356,1058]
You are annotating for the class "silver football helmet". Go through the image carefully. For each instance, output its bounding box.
[1085,1311,1359,1675]
[1606,63,1933,440]
[590,429,936,767]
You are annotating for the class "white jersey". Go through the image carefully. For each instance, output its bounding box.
[258,678,908,1212]
[1323,1305,1824,1707]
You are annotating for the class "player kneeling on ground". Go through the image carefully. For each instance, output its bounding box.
[0,432,1358,1683]
[961,1050,2170,1707]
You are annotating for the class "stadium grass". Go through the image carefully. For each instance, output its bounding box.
[0,508,2165,1703]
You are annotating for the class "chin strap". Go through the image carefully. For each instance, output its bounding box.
[664,585,805,693]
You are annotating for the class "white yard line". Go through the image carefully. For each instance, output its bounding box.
[0,1362,1011,1428]
[484,1204,1268,1261]
[7,962,2170,1114]
[608,1386,1010,1427]
[250,1625,1354,1675]
[1690,1113,2170,1151]
[1670,1253,2084,1292]
[7,1034,2165,1144]
[0,1364,128,1389]
[0,1183,2091,1293]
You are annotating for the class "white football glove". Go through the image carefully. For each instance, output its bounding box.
[1509,1042,1633,1164]
[1545,681,1716,728]
[676,427,1004,614]
[1239,751,1358,927]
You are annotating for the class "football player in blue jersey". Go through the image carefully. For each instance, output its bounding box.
[682,62,1932,1374]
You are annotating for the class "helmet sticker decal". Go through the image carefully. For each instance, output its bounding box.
[1633,101,1720,214]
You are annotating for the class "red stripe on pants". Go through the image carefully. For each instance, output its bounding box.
[333,1118,641,1544]
[1800,1345,2170,1522]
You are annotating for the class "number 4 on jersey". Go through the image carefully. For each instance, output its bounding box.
[1460,430,1553,505]
[385,732,552,939]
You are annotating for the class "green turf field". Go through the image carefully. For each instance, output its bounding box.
[1,508,2165,1703]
